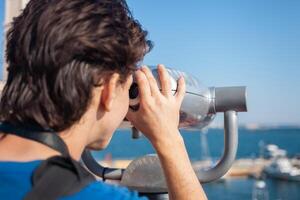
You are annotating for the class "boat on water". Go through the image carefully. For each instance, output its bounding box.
[263,144,300,182]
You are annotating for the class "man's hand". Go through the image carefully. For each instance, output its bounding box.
[126,64,207,200]
[126,64,185,146]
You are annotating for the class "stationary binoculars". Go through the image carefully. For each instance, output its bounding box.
[82,67,247,193]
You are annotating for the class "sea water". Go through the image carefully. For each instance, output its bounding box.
[93,128,300,200]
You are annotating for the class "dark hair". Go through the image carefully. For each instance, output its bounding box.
[0,0,152,131]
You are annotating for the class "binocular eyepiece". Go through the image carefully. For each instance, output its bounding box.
[129,83,139,99]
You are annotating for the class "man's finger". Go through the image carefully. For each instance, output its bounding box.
[141,66,160,96]
[135,70,151,100]
[175,76,186,103]
[157,64,171,97]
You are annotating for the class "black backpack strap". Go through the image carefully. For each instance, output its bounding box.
[0,122,96,200]
[25,156,95,200]
[0,122,70,157]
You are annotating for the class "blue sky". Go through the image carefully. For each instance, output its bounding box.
[0,0,300,126]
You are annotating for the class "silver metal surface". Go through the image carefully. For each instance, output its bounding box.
[81,150,124,180]
[132,127,142,139]
[215,87,248,112]
[120,154,167,193]
[195,110,238,182]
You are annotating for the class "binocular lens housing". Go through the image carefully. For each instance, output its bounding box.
[129,83,139,99]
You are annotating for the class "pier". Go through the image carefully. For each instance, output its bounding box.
[96,158,300,180]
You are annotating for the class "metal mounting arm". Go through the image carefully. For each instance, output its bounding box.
[196,110,238,182]
[81,150,124,180]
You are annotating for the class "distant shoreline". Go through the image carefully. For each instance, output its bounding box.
[208,126,300,131]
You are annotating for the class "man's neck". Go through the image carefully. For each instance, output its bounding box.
[59,127,88,160]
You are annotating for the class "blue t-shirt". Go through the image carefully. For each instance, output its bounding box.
[0,160,147,200]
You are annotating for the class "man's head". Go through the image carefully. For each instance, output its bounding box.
[0,0,151,148]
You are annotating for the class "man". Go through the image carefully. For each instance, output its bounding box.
[0,0,207,199]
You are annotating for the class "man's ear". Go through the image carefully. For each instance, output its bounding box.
[101,73,120,112]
